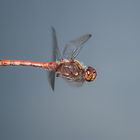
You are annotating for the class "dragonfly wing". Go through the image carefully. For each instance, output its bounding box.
[51,27,62,60]
[48,27,62,91]
[63,77,85,87]
[48,71,55,91]
[63,34,92,59]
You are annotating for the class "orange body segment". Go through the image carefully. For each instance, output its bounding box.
[0,60,58,71]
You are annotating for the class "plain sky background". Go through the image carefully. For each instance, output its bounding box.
[1,0,140,140]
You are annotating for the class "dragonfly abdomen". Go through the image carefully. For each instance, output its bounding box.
[0,60,43,67]
[0,60,58,71]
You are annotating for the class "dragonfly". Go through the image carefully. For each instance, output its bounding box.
[0,27,97,90]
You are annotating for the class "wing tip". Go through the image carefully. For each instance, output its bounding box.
[51,84,55,92]
[89,34,92,38]
[51,26,55,32]
[49,82,55,92]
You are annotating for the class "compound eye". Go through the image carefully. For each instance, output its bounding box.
[85,70,93,81]
[85,66,97,82]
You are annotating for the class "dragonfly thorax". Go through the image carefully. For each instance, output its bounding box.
[56,59,85,81]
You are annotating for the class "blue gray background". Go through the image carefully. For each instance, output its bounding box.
[1,0,140,140]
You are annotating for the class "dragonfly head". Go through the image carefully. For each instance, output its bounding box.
[84,66,97,82]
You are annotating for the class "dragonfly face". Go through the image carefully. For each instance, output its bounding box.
[84,66,97,82]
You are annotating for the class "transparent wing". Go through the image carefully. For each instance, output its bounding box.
[63,34,92,59]
[48,27,62,91]
[57,73,85,87]
[63,78,85,87]
[51,27,62,60]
